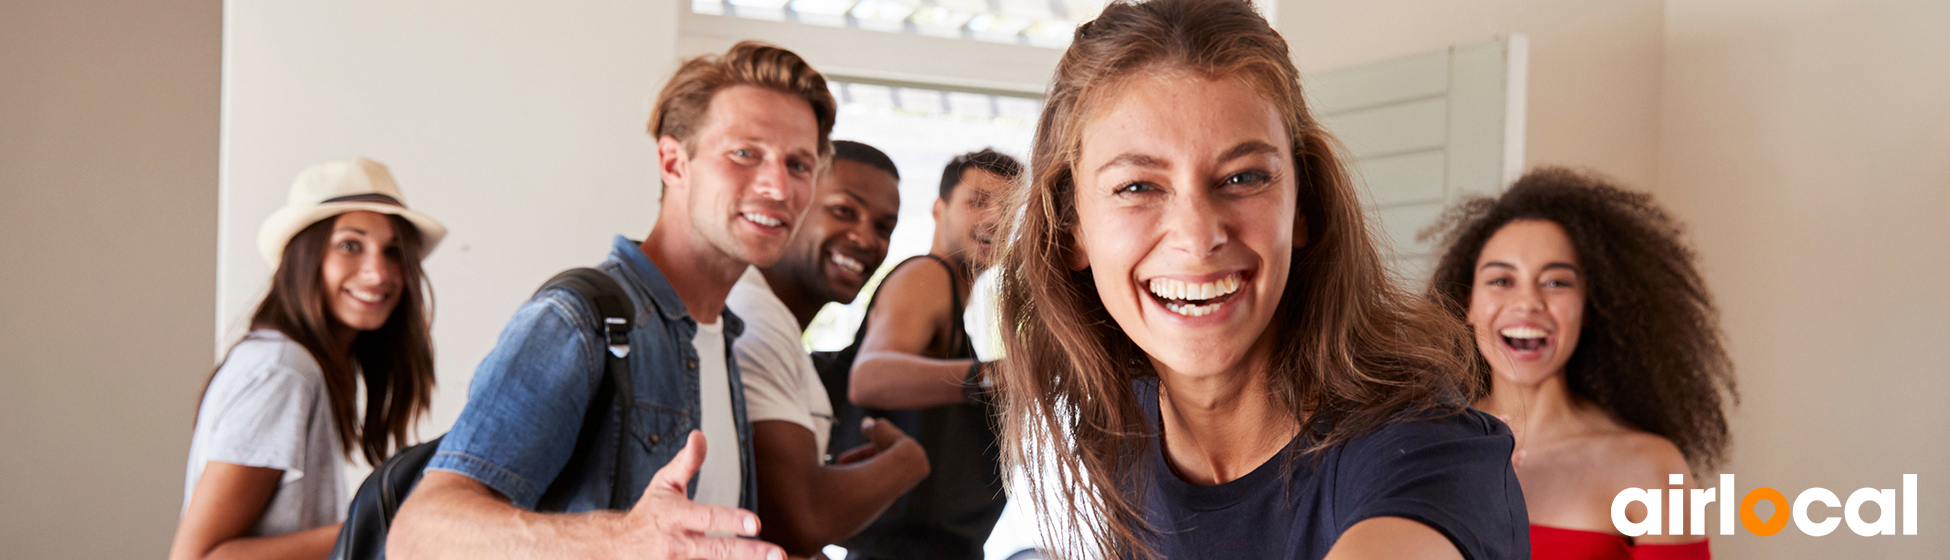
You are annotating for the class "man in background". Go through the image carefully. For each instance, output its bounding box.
[726,140,929,556]
[837,148,1021,559]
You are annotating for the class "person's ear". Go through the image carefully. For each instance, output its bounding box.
[657,136,688,196]
[932,198,946,223]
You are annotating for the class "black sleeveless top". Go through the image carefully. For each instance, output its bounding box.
[819,255,1006,560]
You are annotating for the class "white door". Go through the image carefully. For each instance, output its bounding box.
[1309,35,1530,287]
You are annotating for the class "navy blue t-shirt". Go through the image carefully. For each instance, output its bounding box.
[1136,379,1529,560]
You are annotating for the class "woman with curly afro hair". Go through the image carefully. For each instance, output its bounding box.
[1426,166,1737,559]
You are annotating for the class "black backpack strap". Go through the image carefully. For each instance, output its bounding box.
[531,267,638,511]
[328,268,638,560]
[328,435,445,560]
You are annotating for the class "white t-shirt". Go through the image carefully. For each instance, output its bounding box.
[726,267,835,457]
[183,329,347,537]
[691,319,741,508]
[965,267,1004,362]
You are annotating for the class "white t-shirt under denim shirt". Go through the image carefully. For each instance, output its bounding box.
[183,329,347,536]
[726,267,834,457]
[691,319,741,509]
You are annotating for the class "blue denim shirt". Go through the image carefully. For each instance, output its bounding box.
[428,236,755,512]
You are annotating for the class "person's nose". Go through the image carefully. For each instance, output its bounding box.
[1512,282,1545,313]
[751,158,790,202]
[1161,189,1228,259]
[362,250,399,287]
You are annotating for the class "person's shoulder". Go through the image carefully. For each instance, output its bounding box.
[874,257,954,306]
[1354,407,1510,447]
[221,330,324,383]
[1331,407,1514,472]
[1588,428,1693,488]
[207,330,327,405]
[887,255,952,284]
[726,272,793,332]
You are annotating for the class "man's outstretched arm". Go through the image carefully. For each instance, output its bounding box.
[389,431,784,560]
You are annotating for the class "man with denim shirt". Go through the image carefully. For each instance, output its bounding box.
[389,41,834,560]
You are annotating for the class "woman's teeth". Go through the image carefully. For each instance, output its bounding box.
[742,212,783,227]
[348,289,386,303]
[1498,326,1548,339]
[831,252,865,274]
[1146,273,1244,317]
[1498,326,1548,351]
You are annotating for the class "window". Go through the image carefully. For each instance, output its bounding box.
[693,0,1114,48]
[802,81,1041,353]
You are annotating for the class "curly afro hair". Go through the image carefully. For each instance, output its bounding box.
[1423,166,1737,472]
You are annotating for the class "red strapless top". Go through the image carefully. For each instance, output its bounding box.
[1530,525,1710,560]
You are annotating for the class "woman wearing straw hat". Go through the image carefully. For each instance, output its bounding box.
[170,158,444,560]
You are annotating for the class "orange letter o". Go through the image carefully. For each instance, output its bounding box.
[1741,488,1790,536]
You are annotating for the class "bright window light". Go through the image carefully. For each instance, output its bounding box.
[695,0,1111,49]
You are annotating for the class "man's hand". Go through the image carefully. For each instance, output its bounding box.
[621,430,785,560]
[833,418,925,471]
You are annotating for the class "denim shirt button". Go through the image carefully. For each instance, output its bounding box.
[685,359,697,370]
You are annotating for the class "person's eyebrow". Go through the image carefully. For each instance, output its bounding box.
[334,227,369,236]
[1542,262,1581,274]
[841,190,869,206]
[1478,261,1515,271]
[1095,153,1168,175]
[1218,141,1280,163]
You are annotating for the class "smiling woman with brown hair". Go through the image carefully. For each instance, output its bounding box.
[171,158,442,560]
[989,1,1528,559]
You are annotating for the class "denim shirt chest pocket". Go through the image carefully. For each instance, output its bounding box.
[618,311,696,488]
[598,256,754,511]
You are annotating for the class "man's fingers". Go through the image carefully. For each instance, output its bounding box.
[863,416,907,448]
[660,498,762,536]
[834,443,877,465]
[683,533,784,560]
[645,430,706,499]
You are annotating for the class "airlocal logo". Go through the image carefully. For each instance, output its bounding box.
[1612,474,1918,537]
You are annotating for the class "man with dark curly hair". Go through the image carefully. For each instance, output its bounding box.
[1425,166,1739,560]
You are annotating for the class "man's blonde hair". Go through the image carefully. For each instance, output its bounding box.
[648,41,836,156]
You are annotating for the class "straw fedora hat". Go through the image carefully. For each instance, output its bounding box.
[257,157,447,268]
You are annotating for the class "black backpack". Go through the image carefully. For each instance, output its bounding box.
[328,267,639,560]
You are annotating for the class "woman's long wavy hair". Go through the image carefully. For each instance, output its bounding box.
[205,214,436,465]
[991,0,1478,557]
[1424,167,1736,472]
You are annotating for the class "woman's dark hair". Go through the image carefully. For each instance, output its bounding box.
[1425,166,1736,472]
[205,214,436,465]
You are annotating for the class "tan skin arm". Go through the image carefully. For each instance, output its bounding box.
[168,462,341,560]
[752,418,929,556]
[387,431,784,560]
[1322,517,1465,560]
[849,261,974,410]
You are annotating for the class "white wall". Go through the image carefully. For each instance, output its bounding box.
[0,0,220,557]
[1283,0,1949,556]
[1658,0,1949,556]
[1281,0,1665,189]
[220,0,682,440]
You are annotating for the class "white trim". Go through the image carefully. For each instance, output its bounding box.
[678,11,1056,96]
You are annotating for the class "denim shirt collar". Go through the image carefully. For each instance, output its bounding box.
[608,235,744,337]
